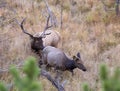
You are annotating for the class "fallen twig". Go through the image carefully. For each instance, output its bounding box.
[0,61,23,74]
[40,69,65,91]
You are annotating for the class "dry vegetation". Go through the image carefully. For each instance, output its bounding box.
[0,0,120,91]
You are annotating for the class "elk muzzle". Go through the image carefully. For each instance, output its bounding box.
[76,63,87,71]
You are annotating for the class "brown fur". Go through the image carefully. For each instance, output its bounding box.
[33,30,61,48]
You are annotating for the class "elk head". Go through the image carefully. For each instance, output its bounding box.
[73,52,87,71]
[17,15,52,53]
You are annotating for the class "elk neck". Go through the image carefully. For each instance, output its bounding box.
[41,46,45,50]
[64,58,76,71]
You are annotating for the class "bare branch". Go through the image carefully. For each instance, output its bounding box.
[0,64,66,91]
[40,15,52,37]
[0,1,7,8]
[101,0,120,15]
[60,2,63,29]
[116,0,120,15]
[61,80,67,87]
[44,14,52,31]
[101,0,109,12]
[0,61,23,74]
[40,69,65,91]
[43,0,58,27]
[6,83,13,91]
[0,68,8,73]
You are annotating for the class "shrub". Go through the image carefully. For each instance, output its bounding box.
[0,57,42,91]
[83,64,120,91]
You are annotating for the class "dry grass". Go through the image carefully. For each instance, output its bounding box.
[0,0,120,91]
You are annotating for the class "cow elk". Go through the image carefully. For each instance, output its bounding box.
[17,15,61,54]
[41,46,87,76]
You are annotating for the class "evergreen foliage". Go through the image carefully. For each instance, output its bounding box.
[100,64,120,91]
[0,83,8,91]
[0,57,42,91]
[83,64,120,91]
[82,83,90,91]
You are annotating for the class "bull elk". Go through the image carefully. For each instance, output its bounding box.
[16,15,61,53]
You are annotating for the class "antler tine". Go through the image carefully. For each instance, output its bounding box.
[20,18,33,37]
[44,14,52,31]
[41,14,52,37]
[15,18,33,37]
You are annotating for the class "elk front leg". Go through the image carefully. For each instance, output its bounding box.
[55,68,63,82]
[70,70,74,76]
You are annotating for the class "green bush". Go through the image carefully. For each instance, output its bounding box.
[0,57,42,91]
[83,64,120,91]
[100,64,120,91]
[82,83,90,91]
[0,83,8,91]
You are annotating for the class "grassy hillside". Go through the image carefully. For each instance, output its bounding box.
[0,0,120,91]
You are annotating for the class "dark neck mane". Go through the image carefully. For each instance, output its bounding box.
[64,58,76,71]
[41,46,45,50]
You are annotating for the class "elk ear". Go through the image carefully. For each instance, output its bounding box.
[73,56,79,62]
[77,52,81,58]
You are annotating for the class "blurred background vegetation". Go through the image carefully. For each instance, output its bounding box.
[0,0,120,91]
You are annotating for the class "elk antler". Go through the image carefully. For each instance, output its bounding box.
[15,18,33,38]
[44,14,52,31]
[40,14,52,38]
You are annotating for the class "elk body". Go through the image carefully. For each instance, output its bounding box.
[33,30,61,48]
[41,46,87,75]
